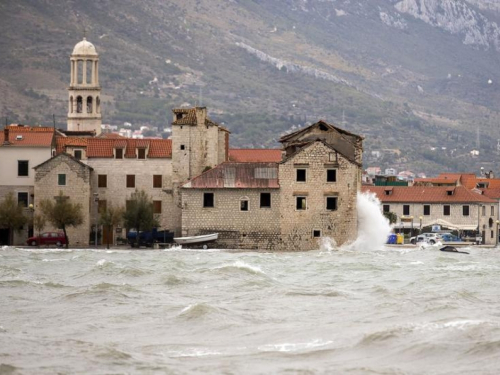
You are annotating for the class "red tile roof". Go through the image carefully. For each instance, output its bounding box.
[183,162,279,189]
[228,149,282,163]
[362,185,496,203]
[56,137,172,158]
[1,125,54,147]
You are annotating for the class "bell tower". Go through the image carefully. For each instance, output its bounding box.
[67,37,102,135]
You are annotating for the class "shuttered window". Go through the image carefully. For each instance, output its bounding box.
[98,174,107,188]
[153,175,162,188]
[126,175,135,188]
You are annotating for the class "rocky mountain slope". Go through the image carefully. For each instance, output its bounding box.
[1,0,500,174]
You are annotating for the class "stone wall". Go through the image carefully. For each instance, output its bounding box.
[279,142,360,251]
[181,189,281,250]
[34,155,92,246]
[86,158,174,240]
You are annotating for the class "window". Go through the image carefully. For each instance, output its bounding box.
[296,196,307,210]
[240,199,249,211]
[326,196,338,211]
[296,169,307,182]
[492,230,495,239]
[492,206,495,217]
[383,204,390,213]
[180,145,185,150]
[138,148,146,159]
[58,174,66,186]
[329,152,337,162]
[126,175,135,188]
[153,175,162,188]
[423,205,430,216]
[115,148,123,159]
[443,205,450,216]
[482,206,486,216]
[98,174,107,188]
[313,230,321,238]
[326,169,337,182]
[18,160,29,177]
[403,205,410,216]
[153,200,162,214]
[74,150,82,160]
[463,205,470,216]
[260,193,271,208]
[203,193,214,208]
[18,192,28,208]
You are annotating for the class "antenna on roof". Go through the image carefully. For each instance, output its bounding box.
[199,87,203,107]
[83,26,87,39]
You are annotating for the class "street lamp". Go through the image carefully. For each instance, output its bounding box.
[93,193,99,248]
[419,216,423,234]
[28,204,34,240]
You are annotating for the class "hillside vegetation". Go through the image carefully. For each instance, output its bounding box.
[1,0,500,174]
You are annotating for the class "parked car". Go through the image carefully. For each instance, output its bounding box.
[410,233,442,245]
[441,234,462,242]
[26,232,67,247]
[127,228,174,248]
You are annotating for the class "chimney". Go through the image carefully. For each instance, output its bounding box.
[3,127,10,145]
[195,107,207,127]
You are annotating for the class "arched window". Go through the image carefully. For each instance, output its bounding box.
[70,96,73,113]
[76,96,83,113]
[87,96,93,114]
[96,96,100,114]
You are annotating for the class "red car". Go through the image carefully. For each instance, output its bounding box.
[27,232,67,247]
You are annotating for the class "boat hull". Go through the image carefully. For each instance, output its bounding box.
[174,233,218,245]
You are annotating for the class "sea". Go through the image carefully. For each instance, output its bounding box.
[0,194,499,374]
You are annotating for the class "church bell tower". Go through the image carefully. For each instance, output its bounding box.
[67,37,102,135]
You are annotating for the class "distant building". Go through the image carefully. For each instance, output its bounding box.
[385,168,397,176]
[364,185,498,245]
[0,125,55,244]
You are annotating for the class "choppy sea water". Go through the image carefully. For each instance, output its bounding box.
[0,245,499,375]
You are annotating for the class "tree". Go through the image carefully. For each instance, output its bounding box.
[33,213,46,248]
[39,191,84,249]
[384,211,397,225]
[99,203,124,249]
[123,189,159,247]
[0,193,28,246]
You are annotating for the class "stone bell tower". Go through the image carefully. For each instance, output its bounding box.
[67,37,102,135]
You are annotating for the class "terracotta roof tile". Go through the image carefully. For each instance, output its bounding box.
[1,125,54,147]
[228,149,282,163]
[184,162,279,189]
[56,137,172,158]
[362,185,496,203]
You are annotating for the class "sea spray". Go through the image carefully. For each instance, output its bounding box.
[347,192,392,250]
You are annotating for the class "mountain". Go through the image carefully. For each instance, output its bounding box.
[1,0,500,175]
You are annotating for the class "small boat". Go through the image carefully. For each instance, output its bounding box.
[173,233,218,248]
[440,245,469,254]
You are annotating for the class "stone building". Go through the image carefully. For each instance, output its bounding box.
[33,153,93,246]
[363,185,499,245]
[0,125,55,245]
[181,121,364,250]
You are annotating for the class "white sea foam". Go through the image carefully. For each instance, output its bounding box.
[231,260,265,274]
[258,339,333,352]
[42,258,69,262]
[346,192,392,251]
[97,259,108,266]
[168,348,222,357]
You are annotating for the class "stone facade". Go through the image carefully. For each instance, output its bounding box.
[181,189,281,250]
[279,141,360,251]
[34,154,93,246]
[87,158,173,243]
[180,122,363,251]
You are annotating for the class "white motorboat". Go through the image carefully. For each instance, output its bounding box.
[173,233,218,247]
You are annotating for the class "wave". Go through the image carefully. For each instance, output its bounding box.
[0,363,19,373]
[178,302,220,320]
[63,282,139,300]
[285,289,347,298]
[167,348,222,358]
[258,339,333,353]
[0,279,67,288]
[212,260,266,275]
